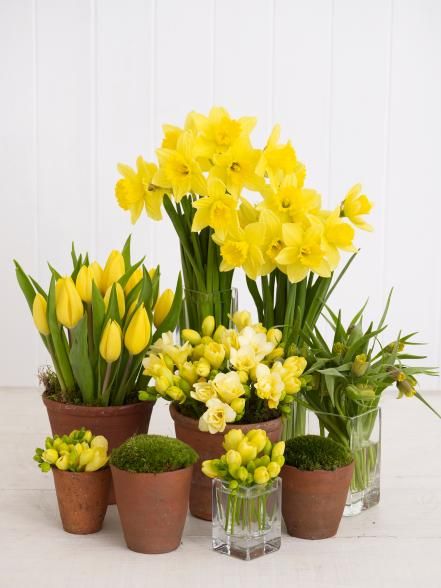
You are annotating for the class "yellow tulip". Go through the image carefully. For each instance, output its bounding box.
[104,282,126,319]
[75,265,94,303]
[90,261,104,294]
[102,250,125,292]
[99,319,122,363]
[55,276,84,329]
[32,293,50,336]
[124,304,150,355]
[124,266,143,295]
[153,289,174,327]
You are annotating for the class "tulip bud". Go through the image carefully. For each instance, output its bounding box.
[196,358,211,378]
[225,450,242,468]
[167,385,186,403]
[124,304,151,355]
[55,276,84,329]
[102,250,125,293]
[271,441,285,459]
[104,282,126,319]
[75,265,95,303]
[154,289,174,328]
[246,429,268,453]
[267,461,281,478]
[42,449,58,464]
[32,293,50,336]
[201,315,215,337]
[253,466,270,485]
[237,439,258,464]
[267,328,283,346]
[91,435,109,452]
[99,319,122,363]
[85,447,108,472]
[351,353,370,377]
[181,329,202,345]
[90,261,104,294]
[230,397,245,416]
[223,429,244,452]
[55,454,69,471]
[204,342,226,369]
[124,266,143,295]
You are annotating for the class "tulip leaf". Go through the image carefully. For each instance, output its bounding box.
[152,273,183,342]
[92,281,105,355]
[69,315,95,404]
[151,265,160,307]
[71,254,83,282]
[48,263,62,280]
[71,242,78,268]
[104,283,120,324]
[121,235,132,268]
[119,257,145,289]
[29,276,48,300]
[139,266,153,309]
[13,260,36,312]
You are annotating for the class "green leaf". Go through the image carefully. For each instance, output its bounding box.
[29,276,48,299]
[92,281,106,358]
[48,263,62,280]
[71,242,78,268]
[414,392,441,419]
[119,257,145,289]
[13,260,36,312]
[121,235,132,268]
[317,367,347,378]
[246,276,264,322]
[69,314,95,404]
[377,288,393,331]
[151,265,160,307]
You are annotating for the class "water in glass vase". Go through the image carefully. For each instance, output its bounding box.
[212,478,281,561]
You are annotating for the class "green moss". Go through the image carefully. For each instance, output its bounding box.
[285,435,353,471]
[110,434,199,474]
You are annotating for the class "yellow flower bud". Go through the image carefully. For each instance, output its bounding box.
[55,454,69,471]
[271,441,285,459]
[102,250,125,293]
[124,304,151,355]
[90,261,104,294]
[267,328,283,346]
[91,435,109,453]
[204,342,226,369]
[167,385,186,403]
[201,315,215,337]
[213,325,227,343]
[148,267,156,279]
[154,289,174,328]
[237,439,258,464]
[246,429,268,453]
[181,329,202,345]
[351,353,370,377]
[55,276,84,329]
[155,375,171,394]
[266,347,285,362]
[192,343,206,360]
[75,265,94,303]
[267,461,281,478]
[104,282,126,319]
[238,370,249,384]
[234,466,249,483]
[79,447,95,469]
[231,311,252,331]
[223,429,245,451]
[230,397,245,415]
[196,357,211,378]
[99,319,122,363]
[32,293,50,336]
[124,266,143,295]
[273,455,285,467]
[83,430,93,443]
[254,466,270,485]
[85,447,108,472]
[179,361,198,385]
[226,449,242,468]
[202,459,221,479]
[42,448,58,464]
[74,443,83,455]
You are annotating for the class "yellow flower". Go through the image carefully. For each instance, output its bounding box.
[238,197,259,228]
[271,441,285,459]
[213,221,265,280]
[225,449,242,468]
[263,173,321,224]
[124,304,151,355]
[321,207,357,270]
[256,124,305,189]
[75,265,95,303]
[342,184,373,231]
[255,363,284,409]
[201,458,223,478]
[90,261,104,295]
[223,429,245,451]
[238,326,275,361]
[275,223,331,283]
[198,398,236,434]
[99,319,122,363]
[267,461,281,478]
[192,178,238,238]
[102,250,125,293]
[231,310,252,331]
[32,293,50,336]
[229,346,257,373]
[212,372,245,404]
[230,397,245,416]
[179,361,198,385]
[283,356,307,377]
[258,209,285,275]
[191,381,216,403]
[104,282,126,319]
[201,316,215,337]
[154,131,207,201]
[154,289,174,327]
[181,329,202,345]
[55,276,84,329]
[237,438,258,463]
[85,447,109,472]
[246,429,268,452]
[204,341,226,368]
[91,435,109,452]
[124,266,143,295]
[253,466,270,485]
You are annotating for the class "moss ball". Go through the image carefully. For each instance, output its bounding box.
[285,435,353,472]
[110,434,198,474]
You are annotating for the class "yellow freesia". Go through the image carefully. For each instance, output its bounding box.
[342,184,373,231]
[32,293,50,336]
[275,223,331,283]
[256,124,305,189]
[104,282,126,319]
[154,131,207,201]
[55,276,84,329]
[191,178,238,238]
[213,220,266,280]
[99,319,122,363]
[124,304,151,355]
[153,288,174,327]
[102,250,125,293]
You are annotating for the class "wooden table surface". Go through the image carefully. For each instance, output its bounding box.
[1,388,440,588]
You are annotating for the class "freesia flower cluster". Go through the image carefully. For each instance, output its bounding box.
[140,311,307,433]
[202,428,285,488]
[34,428,109,473]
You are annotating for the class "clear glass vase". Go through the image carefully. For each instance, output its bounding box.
[212,478,282,560]
[181,287,238,331]
[305,407,381,516]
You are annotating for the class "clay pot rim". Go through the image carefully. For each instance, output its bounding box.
[169,402,282,432]
[42,394,154,415]
[110,463,194,479]
[282,461,354,477]
[52,466,111,477]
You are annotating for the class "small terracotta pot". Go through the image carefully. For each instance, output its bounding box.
[111,464,193,554]
[170,403,283,520]
[43,395,155,504]
[281,461,354,539]
[52,467,111,534]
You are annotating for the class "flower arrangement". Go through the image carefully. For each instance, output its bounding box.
[15,236,182,406]
[140,311,307,432]
[34,428,109,473]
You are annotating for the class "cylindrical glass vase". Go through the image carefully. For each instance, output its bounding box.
[181,287,238,331]
[212,478,282,561]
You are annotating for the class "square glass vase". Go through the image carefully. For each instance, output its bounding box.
[305,407,381,516]
[212,478,282,561]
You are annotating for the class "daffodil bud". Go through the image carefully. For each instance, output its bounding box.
[75,265,95,303]
[267,461,281,478]
[230,397,245,416]
[196,357,211,378]
[85,447,108,472]
[267,328,283,346]
[42,449,58,464]
[253,466,270,485]
[90,261,104,294]
[91,435,109,452]
[153,289,174,328]
[55,276,84,329]
[246,429,268,453]
[124,304,151,355]
[55,454,69,471]
[102,250,125,292]
[104,282,126,319]
[237,439,258,464]
[222,429,244,452]
[181,329,202,345]
[204,342,225,369]
[271,441,285,459]
[124,266,143,295]
[225,450,242,468]
[201,315,215,337]
[99,319,122,363]
[351,353,370,377]
[167,385,186,403]
[32,293,50,336]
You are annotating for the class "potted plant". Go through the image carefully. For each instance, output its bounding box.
[34,428,110,534]
[202,428,285,560]
[110,434,198,554]
[140,311,307,519]
[15,235,182,453]
[281,435,354,539]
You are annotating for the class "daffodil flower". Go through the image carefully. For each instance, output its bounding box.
[191,178,238,238]
[342,184,373,231]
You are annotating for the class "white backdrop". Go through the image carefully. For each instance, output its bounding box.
[1,0,441,391]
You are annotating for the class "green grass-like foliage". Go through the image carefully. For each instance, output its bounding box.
[285,435,353,472]
[110,434,198,474]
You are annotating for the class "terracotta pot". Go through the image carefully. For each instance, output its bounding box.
[170,403,283,521]
[52,467,111,534]
[281,461,354,539]
[111,464,193,554]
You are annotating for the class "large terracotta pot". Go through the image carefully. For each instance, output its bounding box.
[170,403,283,521]
[281,461,354,539]
[111,464,193,554]
[52,467,111,534]
[43,395,155,504]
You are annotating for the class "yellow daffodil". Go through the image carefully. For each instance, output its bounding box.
[161,113,197,149]
[321,207,357,269]
[213,220,266,280]
[258,209,285,275]
[342,184,373,231]
[256,124,305,189]
[154,131,207,201]
[32,293,50,336]
[191,178,238,238]
[237,197,259,227]
[263,173,321,224]
[275,223,331,283]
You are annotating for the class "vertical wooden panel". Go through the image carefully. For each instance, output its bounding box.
[0,0,37,386]
[385,0,441,390]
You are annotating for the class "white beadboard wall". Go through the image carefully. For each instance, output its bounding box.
[1,0,441,391]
